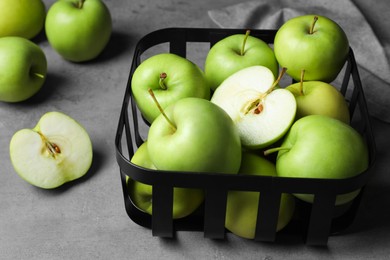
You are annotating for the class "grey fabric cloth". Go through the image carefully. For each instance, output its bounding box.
[208,0,390,123]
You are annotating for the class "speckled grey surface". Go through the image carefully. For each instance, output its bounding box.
[1,0,390,259]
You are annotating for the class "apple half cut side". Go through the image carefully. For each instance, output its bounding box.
[9,111,93,189]
[211,66,297,149]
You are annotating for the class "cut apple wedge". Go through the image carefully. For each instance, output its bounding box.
[9,111,93,189]
[211,66,297,149]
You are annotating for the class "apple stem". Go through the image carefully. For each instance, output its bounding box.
[264,146,291,156]
[159,73,168,90]
[240,30,250,56]
[265,67,287,95]
[76,0,85,8]
[34,73,45,79]
[148,88,176,131]
[309,16,318,34]
[299,69,305,95]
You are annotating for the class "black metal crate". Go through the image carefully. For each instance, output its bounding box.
[115,28,376,246]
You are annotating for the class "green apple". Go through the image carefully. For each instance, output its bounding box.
[274,15,349,82]
[266,115,369,205]
[9,111,93,189]
[45,0,112,62]
[211,66,296,149]
[0,0,46,39]
[131,53,210,123]
[0,36,47,102]
[205,30,279,91]
[225,152,295,239]
[128,142,204,219]
[286,77,350,124]
[147,97,242,174]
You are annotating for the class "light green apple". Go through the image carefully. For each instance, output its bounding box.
[266,115,369,205]
[9,111,93,189]
[274,15,349,82]
[211,66,296,149]
[0,0,46,39]
[147,97,242,174]
[0,36,47,102]
[45,0,112,62]
[128,142,204,219]
[286,79,350,124]
[131,53,210,123]
[205,30,279,91]
[225,152,295,239]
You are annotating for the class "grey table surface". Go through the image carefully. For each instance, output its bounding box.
[1,0,390,259]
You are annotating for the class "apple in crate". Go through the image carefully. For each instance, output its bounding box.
[225,152,295,239]
[45,0,112,62]
[128,142,204,219]
[266,115,369,205]
[211,66,296,149]
[0,37,47,102]
[274,15,349,83]
[9,112,93,189]
[286,78,350,124]
[205,30,279,91]
[132,53,210,123]
[0,0,46,39]
[147,97,242,174]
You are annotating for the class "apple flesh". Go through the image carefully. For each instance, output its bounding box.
[286,80,350,124]
[274,15,349,82]
[225,152,295,239]
[147,97,242,174]
[211,66,296,149]
[128,142,204,219]
[270,115,369,205]
[0,36,47,102]
[205,31,279,91]
[131,53,210,123]
[9,111,93,189]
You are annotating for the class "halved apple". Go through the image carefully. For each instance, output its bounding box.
[9,111,93,189]
[211,66,296,149]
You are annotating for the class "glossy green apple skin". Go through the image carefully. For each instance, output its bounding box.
[286,81,350,124]
[128,142,204,219]
[275,115,369,205]
[132,53,210,123]
[0,37,47,102]
[274,15,349,82]
[147,97,242,174]
[205,34,279,91]
[45,0,112,62]
[225,152,295,239]
[0,0,46,39]
[9,112,93,189]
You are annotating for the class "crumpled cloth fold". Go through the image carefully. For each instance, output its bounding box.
[208,0,390,122]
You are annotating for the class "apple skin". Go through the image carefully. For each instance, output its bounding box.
[286,81,350,124]
[0,37,47,102]
[225,152,295,239]
[128,142,204,219]
[205,33,279,91]
[275,115,369,205]
[45,0,112,62]
[9,111,93,189]
[131,53,210,123]
[274,14,349,82]
[0,0,46,39]
[147,97,242,174]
